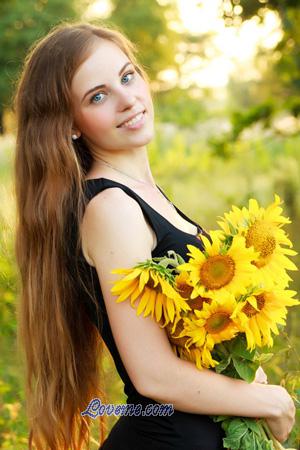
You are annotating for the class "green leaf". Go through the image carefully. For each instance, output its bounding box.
[232,357,259,382]
[254,352,274,364]
[214,355,231,373]
[227,418,249,438]
[220,418,233,433]
[239,424,275,450]
[223,436,242,449]
[242,418,262,435]
[229,336,255,360]
[262,441,275,450]
[227,220,237,235]
[240,431,260,449]
[222,418,249,448]
[212,415,230,423]
[220,416,276,450]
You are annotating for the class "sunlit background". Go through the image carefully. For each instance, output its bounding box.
[85,0,282,90]
[0,1,300,448]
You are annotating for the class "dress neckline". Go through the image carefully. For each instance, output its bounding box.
[84,177,201,238]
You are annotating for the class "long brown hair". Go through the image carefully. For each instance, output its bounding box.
[14,21,150,449]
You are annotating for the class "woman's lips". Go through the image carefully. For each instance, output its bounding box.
[117,110,146,129]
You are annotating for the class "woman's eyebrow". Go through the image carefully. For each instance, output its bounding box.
[81,61,133,102]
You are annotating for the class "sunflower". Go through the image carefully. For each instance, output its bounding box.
[177,231,260,302]
[110,265,191,326]
[165,317,190,348]
[175,272,194,299]
[231,288,300,350]
[174,271,212,311]
[177,343,219,370]
[217,195,298,288]
[176,296,239,354]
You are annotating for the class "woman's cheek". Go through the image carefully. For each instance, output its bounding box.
[82,110,112,134]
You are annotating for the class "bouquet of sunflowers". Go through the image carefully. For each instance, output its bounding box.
[110,194,299,450]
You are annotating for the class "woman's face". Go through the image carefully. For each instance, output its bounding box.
[70,39,154,153]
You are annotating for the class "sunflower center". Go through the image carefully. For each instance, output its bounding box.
[177,282,193,299]
[166,319,188,347]
[246,221,276,258]
[145,277,161,292]
[242,294,266,317]
[200,255,235,290]
[188,296,211,311]
[205,312,231,334]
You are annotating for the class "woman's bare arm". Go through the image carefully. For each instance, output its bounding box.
[146,355,288,418]
[82,187,295,429]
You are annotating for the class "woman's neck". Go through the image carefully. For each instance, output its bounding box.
[87,146,155,186]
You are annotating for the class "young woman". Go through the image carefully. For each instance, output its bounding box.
[14,22,295,450]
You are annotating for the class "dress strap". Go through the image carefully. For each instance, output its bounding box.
[84,177,167,246]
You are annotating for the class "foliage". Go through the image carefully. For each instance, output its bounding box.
[208,101,277,158]
[108,0,181,81]
[213,336,300,449]
[230,102,275,139]
[154,86,207,127]
[223,0,300,22]
[223,0,300,119]
[0,0,82,132]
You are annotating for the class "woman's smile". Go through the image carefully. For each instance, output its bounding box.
[117,110,146,130]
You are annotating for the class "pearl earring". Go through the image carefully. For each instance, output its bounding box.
[72,134,78,140]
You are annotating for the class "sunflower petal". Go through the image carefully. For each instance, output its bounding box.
[143,289,156,317]
[136,289,151,316]
[115,284,137,303]
[166,296,175,322]
[139,269,150,290]
[155,293,164,322]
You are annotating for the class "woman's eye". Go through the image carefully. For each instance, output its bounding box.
[121,71,135,84]
[90,92,106,104]
[89,71,135,104]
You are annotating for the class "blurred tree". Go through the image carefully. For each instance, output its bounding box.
[154,85,207,127]
[222,0,300,113]
[108,0,181,81]
[0,0,79,134]
[222,0,300,22]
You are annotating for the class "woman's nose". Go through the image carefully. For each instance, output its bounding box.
[116,87,136,110]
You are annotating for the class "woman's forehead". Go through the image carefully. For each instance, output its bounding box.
[71,39,130,95]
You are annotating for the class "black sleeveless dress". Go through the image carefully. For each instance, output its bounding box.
[81,177,225,450]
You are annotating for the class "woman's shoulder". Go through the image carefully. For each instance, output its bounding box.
[81,186,154,267]
[84,184,142,219]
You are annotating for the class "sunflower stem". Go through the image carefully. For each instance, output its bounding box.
[157,257,180,269]
[260,419,286,450]
[256,419,273,445]
[152,250,185,268]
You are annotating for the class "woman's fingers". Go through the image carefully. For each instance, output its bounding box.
[254,366,268,384]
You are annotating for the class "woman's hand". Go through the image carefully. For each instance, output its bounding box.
[254,366,268,384]
[253,368,295,443]
[264,385,296,443]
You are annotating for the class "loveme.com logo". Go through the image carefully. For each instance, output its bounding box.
[81,398,174,418]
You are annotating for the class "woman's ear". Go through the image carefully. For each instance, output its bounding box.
[71,127,81,140]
